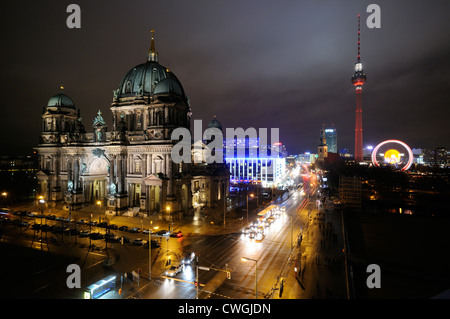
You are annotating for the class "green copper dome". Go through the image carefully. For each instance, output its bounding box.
[116,61,185,98]
[47,93,75,109]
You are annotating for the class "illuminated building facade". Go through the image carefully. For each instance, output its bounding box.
[324,126,337,153]
[224,138,286,187]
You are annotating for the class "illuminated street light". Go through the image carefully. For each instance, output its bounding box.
[241,257,258,299]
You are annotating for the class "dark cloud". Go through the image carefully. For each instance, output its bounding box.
[1,0,449,156]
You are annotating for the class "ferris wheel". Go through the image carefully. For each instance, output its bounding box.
[371,139,414,171]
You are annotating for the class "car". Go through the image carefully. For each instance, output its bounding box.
[255,232,264,241]
[40,224,51,232]
[248,231,256,239]
[77,219,88,225]
[105,233,120,242]
[70,228,80,235]
[88,220,98,227]
[79,230,91,237]
[64,217,74,223]
[108,224,118,230]
[119,226,129,232]
[142,229,152,234]
[119,236,131,244]
[89,232,104,240]
[170,231,183,238]
[165,263,182,277]
[132,238,146,246]
[55,216,64,221]
[242,226,251,234]
[155,229,170,236]
[52,226,69,234]
[144,239,161,248]
[182,252,195,264]
[46,214,57,220]
[129,227,140,233]
[97,222,108,228]
[31,223,41,231]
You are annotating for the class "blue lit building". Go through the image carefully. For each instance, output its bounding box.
[224,138,286,187]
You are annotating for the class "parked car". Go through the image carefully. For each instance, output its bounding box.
[46,214,57,220]
[105,233,119,242]
[40,224,51,232]
[77,219,88,225]
[89,232,104,240]
[108,224,118,230]
[132,238,146,246]
[129,227,140,233]
[79,230,90,237]
[119,236,131,244]
[142,229,152,234]
[165,263,182,277]
[119,226,129,232]
[70,228,80,235]
[97,222,108,228]
[155,229,170,236]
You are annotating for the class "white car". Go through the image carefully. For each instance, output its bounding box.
[165,263,182,277]
[255,232,264,241]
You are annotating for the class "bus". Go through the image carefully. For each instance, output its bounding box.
[84,275,116,299]
[257,205,278,221]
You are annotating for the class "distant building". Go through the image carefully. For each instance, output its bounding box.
[339,175,362,211]
[324,126,337,153]
[317,125,328,162]
[298,153,315,164]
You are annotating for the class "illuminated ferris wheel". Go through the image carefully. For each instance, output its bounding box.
[371,140,414,171]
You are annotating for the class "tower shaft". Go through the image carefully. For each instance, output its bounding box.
[354,90,363,162]
[351,14,366,162]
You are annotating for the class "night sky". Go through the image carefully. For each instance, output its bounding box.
[1,0,449,156]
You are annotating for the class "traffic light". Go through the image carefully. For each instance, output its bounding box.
[227,271,231,280]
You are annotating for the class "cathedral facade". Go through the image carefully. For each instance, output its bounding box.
[34,34,229,220]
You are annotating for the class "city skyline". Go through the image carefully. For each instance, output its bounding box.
[1,0,449,156]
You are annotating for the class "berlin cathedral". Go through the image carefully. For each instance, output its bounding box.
[34,32,229,220]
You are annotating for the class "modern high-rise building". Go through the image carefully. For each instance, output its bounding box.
[351,15,367,162]
[324,126,337,153]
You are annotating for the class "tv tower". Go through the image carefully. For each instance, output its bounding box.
[351,14,367,162]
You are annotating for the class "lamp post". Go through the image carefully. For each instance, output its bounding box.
[39,196,45,251]
[149,221,152,281]
[241,257,258,299]
[166,206,171,232]
[97,200,102,222]
[246,193,254,224]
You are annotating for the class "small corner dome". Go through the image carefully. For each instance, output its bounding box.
[207,118,222,130]
[47,93,75,109]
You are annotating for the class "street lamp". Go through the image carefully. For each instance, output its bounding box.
[166,205,171,232]
[149,221,152,281]
[38,196,45,251]
[246,193,254,224]
[241,257,258,299]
